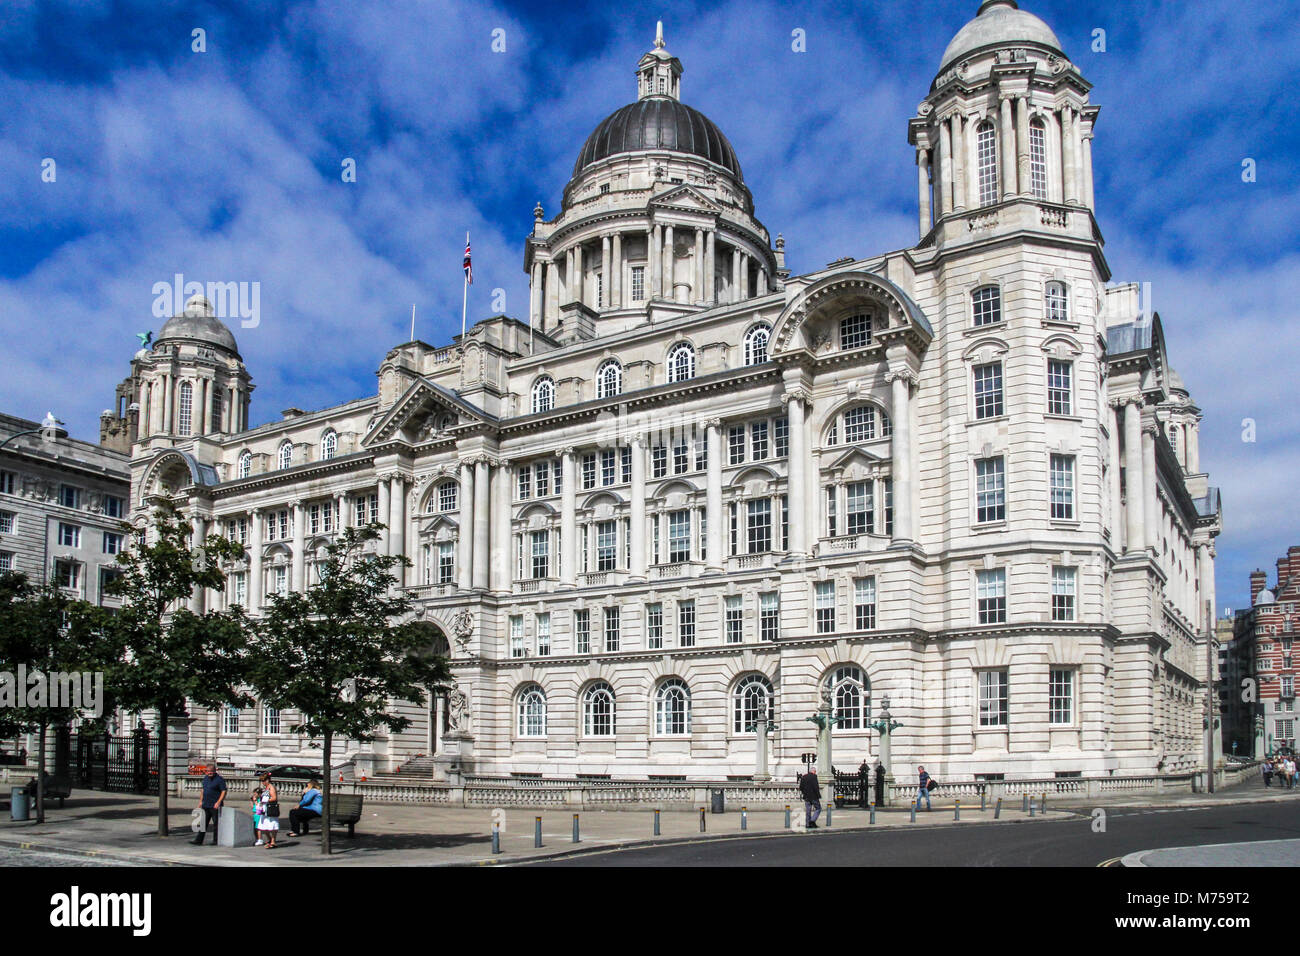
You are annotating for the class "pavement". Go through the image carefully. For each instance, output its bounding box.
[1121,837,1300,867]
[0,774,1290,867]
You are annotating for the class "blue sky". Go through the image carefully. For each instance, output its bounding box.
[1,0,1297,612]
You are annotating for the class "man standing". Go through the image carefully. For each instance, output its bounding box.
[915,765,932,811]
[290,778,324,836]
[193,764,226,845]
[799,765,822,829]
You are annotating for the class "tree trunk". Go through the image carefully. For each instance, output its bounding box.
[157,708,169,836]
[36,722,46,824]
[322,730,332,855]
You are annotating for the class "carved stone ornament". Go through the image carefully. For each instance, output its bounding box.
[446,684,470,733]
[451,608,474,652]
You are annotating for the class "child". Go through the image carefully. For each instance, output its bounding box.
[251,785,264,845]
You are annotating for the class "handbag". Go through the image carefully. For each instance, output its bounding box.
[265,800,281,816]
[926,778,938,791]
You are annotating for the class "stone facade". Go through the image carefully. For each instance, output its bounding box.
[103,2,1222,781]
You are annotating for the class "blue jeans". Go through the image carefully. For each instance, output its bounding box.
[804,800,821,826]
[915,786,931,810]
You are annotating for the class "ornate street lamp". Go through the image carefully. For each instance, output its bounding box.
[867,695,904,805]
[0,412,67,451]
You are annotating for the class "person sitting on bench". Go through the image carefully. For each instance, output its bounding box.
[290,778,323,835]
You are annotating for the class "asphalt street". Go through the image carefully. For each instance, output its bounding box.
[0,846,137,867]
[524,800,1300,866]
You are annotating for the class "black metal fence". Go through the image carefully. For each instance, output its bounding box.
[832,762,873,808]
[75,729,159,794]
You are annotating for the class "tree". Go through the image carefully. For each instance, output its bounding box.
[250,523,450,855]
[0,572,108,822]
[102,500,251,836]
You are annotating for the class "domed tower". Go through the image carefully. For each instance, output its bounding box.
[106,294,254,451]
[525,22,780,344]
[908,0,1099,245]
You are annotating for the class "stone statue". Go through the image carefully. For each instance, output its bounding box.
[451,609,473,653]
[446,685,470,734]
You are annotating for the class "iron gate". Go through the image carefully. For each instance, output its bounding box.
[75,729,159,794]
[832,762,872,808]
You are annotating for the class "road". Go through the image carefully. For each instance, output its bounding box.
[0,846,137,867]
[525,800,1300,866]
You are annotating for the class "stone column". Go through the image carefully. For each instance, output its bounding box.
[458,460,474,589]
[492,458,512,593]
[630,437,648,581]
[1016,95,1031,196]
[529,261,543,328]
[951,114,966,211]
[559,448,577,587]
[705,230,716,303]
[292,500,306,593]
[574,244,585,307]
[473,458,491,590]
[1082,127,1096,209]
[889,371,915,544]
[694,228,704,303]
[1122,401,1145,554]
[705,419,723,572]
[601,236,611,309]
[917,150,931,236]
[1188,417,1201,474]
[1000,95,1016,200]
[1061,107,1079,204]
[377,479,391,554]
[651,224,662,297]
[783,391,808,557]
[1142,419,1158,554]
[758,267,768,295]
[335,492,347,532]
[389,475,406,585]
[662,224,674,299]
[162,373,174,435]
[1108,403,1123,544]
[753,720,771,783]
[938,115,953,215]
[545,260,559,329]
[611,233,622,308]
[248,509,263,609]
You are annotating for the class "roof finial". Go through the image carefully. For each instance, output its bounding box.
[654,20,665,49]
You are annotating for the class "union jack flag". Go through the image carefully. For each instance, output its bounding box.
[463,238,473,285]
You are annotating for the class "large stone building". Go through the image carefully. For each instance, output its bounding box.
[1231,552,1300,757]
[103,1,1222,781]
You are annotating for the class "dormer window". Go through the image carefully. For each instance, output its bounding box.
[839,313,872,350]
[277,441,293,470]
[666,343,696,383]
[531,376,555,414]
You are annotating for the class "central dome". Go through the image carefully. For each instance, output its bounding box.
[573,99,743,182]
[939,0,1063,72]
[156,294,240,355]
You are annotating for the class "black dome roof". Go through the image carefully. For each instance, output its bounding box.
[573,99,743,181]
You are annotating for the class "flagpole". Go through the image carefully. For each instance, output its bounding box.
[410,304,416,343]
[461,231,469,340]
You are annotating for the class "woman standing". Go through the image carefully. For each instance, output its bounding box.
[257,772,280,849]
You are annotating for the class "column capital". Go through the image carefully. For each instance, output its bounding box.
[457,457,477,470]
[702,418,723,431]
[886,368,919,389]
[494,456,512,469]
[1141,421,1161,439]
[780,388,810,407]
[555,446,576,458]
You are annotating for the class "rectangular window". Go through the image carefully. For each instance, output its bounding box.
[631,266,645,302]
[826,486,838,537]
[978,670,1009,726]
[815,580,836,634]
[840,313,872,350]
[537,613,551,657]
[774,417,788,458]
[976,569,1007,625]
[751,421,769,460]
[438,541,455,584]
[58,484,80,509]
[530,530,549,579]
[439,483,457,512]
[309,503,320,535]
[1052,566,1077,622]
[58,522,80,548]
[760,592,780,640]
[0,551,12,572]
[582,454,597,490]
[102,531,124,555]
[575,609,591,654]
[222,707,240,736]
[554,461,563,495]
[673,442,689,475]
[668,510,691,563]
[728,426,745,465]
[104,496,125,519]
[678,600,696,647]
[263,707,280,736]
[517,465,532,500]
[1049,668,1074,725]
[646,603,663,650]
[652,446,667,479]
[55,560,80,590]
[844,406,876,443]
[854,576,877,630]
[725,595,743,644]
[232,571,246,607]
[274,566,287,596]
[728,502,738,556]
[1050,454,1075,520]
[694,439,707,472]
[510,615,524,658]
[0,471,15,495]
[535,462,550,497]
[1030,122,1048,199]
[597,520,617,571]
[601,450,616,486]
[975,457,1006,524]
[973,362,1004,419]
[977,123,998,206]
[747,498,772,553]
[972,285,1002,326]
[604,606,620,652]
[0,511,13,534]
[780,495,789,551]
[1047,359,1073,416]
[846,481,873,535]
[883,479,894,536]
[622,446,632,483]
[278,510,289,540]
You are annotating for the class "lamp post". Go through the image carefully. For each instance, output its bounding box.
[867,694,903,806]
[0,412,67,452]
[807,687,843,804]
[746,718,775,782]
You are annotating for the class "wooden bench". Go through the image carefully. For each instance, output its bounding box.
[24,775,72,809]
[328,793,364,837]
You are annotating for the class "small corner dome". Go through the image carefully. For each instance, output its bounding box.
[1257,588,1276,606]
[156,294,240,354]
[1167,367,1189,395]
[939,0,1064,73]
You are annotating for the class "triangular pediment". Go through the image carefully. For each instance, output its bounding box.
[363,377,494,448]
[825,445,887,472]
[649,184,721,215]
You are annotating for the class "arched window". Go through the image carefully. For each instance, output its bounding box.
[583,681,615,736]
[972,285,1002,326]
[666,343,696,383]
[1044,281,1069,323]
[178,381,193,436]
[827,405,892,445]
[320,430,337,461]
[517,684,547,737]
[977,120,999,206]
[825,665,870,730]
[743,324,771,366]
[1029,117,1048,199]
[531,376,555,414]
[237,451,252,479]
[211,389,224,433]
[277,441,293,470]
[654,677,691,736]
[596,359,622,399]
[733,674,774,734]
[436,480,458,513]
